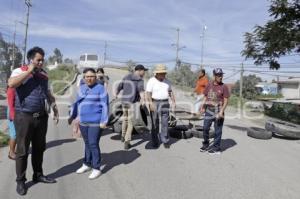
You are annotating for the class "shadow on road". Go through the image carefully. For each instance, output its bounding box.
[101,149,141,173]
[221,138,237,152]
[46,138,77,150]
[28,139,77,154]
[102,128,114,137]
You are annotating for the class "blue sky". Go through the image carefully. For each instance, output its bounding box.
[0,0,299,82]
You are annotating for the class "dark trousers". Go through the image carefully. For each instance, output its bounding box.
[79,124,102,170]
[203,110,224,150]
[151,100,170,144]
[14,112,48,182]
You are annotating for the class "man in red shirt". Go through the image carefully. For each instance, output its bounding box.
[200,68,230,154]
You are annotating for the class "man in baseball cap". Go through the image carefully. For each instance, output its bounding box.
[115,64,148,150]
[199,67,230,154]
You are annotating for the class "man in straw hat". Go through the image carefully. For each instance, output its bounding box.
[146,64,176,149]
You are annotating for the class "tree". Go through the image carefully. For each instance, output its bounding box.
[242,0,300,69]
[168,63,199,88]
[126,60,136,73]
[64,58,73,64]
[0,33,23,76]
[232,74,262,100]
[48,48,63,64]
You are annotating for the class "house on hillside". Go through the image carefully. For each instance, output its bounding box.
[276,78,300,99]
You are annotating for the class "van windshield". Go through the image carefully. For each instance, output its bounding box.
[87,55,98,61]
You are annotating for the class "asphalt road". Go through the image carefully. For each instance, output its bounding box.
[0,68,299,199]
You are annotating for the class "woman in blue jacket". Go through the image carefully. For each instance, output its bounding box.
[68,68,108,180]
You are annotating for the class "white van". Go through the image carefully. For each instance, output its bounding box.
[77,53,100,73]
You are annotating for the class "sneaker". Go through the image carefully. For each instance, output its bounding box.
[88,169,101,180]
[207,147,221,155]
[76,164,91,174]
[200,143,209,152]
[124,141,131,150]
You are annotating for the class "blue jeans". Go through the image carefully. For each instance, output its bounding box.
[79,124,102,170]
[203,110,224,150]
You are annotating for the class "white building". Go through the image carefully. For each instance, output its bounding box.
[277,78,300,99]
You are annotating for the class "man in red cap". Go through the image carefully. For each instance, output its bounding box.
[200,68,230,154]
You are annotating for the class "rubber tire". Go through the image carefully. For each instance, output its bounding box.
[191,129,215,139]
[247,127,272,140]
[107,99,123,126]
[265,119,300,139]
[113,120,122,134]
[169,128,193,139]
[132,103,152,131]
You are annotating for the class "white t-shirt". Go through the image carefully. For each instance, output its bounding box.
[146,77,172,100]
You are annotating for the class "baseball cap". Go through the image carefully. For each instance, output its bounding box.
[135,64,148,71]
[213,68,224,75]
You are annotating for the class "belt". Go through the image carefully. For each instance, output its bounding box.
[21,111,47,118]
[152,98,169,102]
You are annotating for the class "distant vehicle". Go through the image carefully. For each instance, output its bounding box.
[77,54,100,73]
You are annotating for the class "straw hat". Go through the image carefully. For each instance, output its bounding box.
[153,64,167,74]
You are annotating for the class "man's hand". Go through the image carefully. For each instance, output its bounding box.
[100,123,107,129]
[27,63,36,73]
[52,105,59,124]
[200,106,205,114]
[217,110,224,119]
[68,117,74,125]
[149,103,155,112]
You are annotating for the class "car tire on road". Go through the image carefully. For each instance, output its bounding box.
[107,99,123,126]
[191,129,215,139]
[169,128,193,139]
[132,103,152,132]
[247,127,272,140]
[113,120,122,134]
[265,119,300,139]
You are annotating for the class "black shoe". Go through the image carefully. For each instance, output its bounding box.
[152,142,159,148]
[207,147,221,155]
[121,136,125,142]
[124,141,131,150]
[16,182,27,196]
[163,143,170,149]
[200,143,209,152]
[33,175,56,183]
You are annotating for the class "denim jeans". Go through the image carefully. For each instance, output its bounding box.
[203,109,224,150]
[79,124,102,170]
[151,100,170,144]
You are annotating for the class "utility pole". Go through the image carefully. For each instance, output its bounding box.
[171,28,185,70]
[175,28,179,69]
[200,25,207,70]
[103,41,107,66]
[11,22,17,72]
[23,0,32,65]
[239,62,244,108]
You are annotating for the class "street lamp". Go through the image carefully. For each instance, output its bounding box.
[200,25,207,69]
